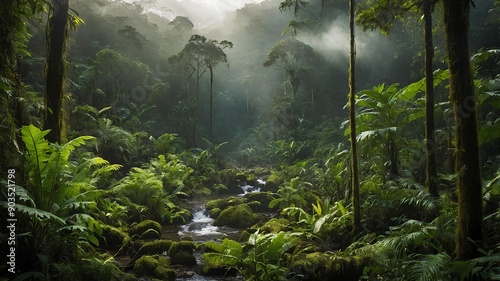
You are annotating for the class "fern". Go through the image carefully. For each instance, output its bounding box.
[203,238,243,266]
[405,252,452,281]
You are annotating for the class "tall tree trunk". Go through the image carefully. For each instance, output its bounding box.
[349,0,361,234]
[45,0,70,144]
[423,0,439,198]
[193,61,200,147]
[209,64,214,140]
[442,0,483,260]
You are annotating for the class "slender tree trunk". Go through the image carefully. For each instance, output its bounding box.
[442,0,483,260]
[45,0,70,144]
[424,0,439,198]
[193,62,200,147]
[349,0,361,234]
[209,64,214,140]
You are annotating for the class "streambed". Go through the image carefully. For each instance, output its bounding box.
[162,181,266,280]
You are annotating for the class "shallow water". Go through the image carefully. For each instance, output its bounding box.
[166,182,265,280]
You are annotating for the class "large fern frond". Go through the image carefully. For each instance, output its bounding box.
[405,252,452,281]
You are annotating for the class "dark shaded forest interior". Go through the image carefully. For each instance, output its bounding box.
[1,0,499,280]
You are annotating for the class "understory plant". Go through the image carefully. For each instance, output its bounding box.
[0,125,124,280]
[202,231,300,281]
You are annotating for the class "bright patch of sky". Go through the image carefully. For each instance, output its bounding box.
[153,0,265,28]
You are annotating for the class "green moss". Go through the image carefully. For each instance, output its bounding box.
[133,240,173,261]
[101,225,129,249]
[157,255,171,268]
[170,250,197,266]
[208,207,222,218]
[168,241,196,256]
[260,218,291,233]
[214,204,256,228]
[243,192,278,212]
[206,199,228,212]
[168,241,197,266]
[290,252,366,281]
[153,266,176,280]
[235,172,247,182]
[246,173,256,185]
[133,255,176,280]
[133,255,158,275]
[264,174,281,192]
[226,196,245,206]
[129,220,162,236]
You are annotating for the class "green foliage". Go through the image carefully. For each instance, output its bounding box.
[203,231,300,281]
[0,125,125,279]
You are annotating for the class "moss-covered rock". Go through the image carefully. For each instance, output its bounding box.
[226,196,245,206]
[154,266,176,280]
[214,204,257,228]
[260,218,291,233]
[208,207,222,218]
[168,241,197,266]
[133,255,158,275]
[264,173,281,192]
[243,192,278,212]
[235,172,247,182]
[101,225,129,250]
[290,252,366,281]
[168,241,196,255]
[171,250,197,266]
[129,219,162,236]
[206,199,228,213]
[133,255,175,280]
[132,240,173,262]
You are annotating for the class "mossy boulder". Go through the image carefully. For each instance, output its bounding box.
[235,172,247,182]
[290,252,366,281]
[133,255,175,280]
[208,207,222,218]
[133,255,158,275]
[214,204,257,228]
[260,218,291,233]
[129,220,162,236]
[206,199,228,214]
[243,192,278,212]
[264,174,281,192]
[154,265,176,280]
[206,197,246,218]
[132,240,173,262]
[246,173,256,186]
[101,225,129,250]
[169,241,197,266]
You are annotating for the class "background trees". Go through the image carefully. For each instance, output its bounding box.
[1,0,499,279]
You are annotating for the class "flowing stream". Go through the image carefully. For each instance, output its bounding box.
[162,180,265,280]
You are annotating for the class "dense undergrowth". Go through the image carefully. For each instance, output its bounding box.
[1,0,499,280]
[1,67,500,279]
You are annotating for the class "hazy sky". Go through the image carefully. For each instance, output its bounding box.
[154,0,266,27]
